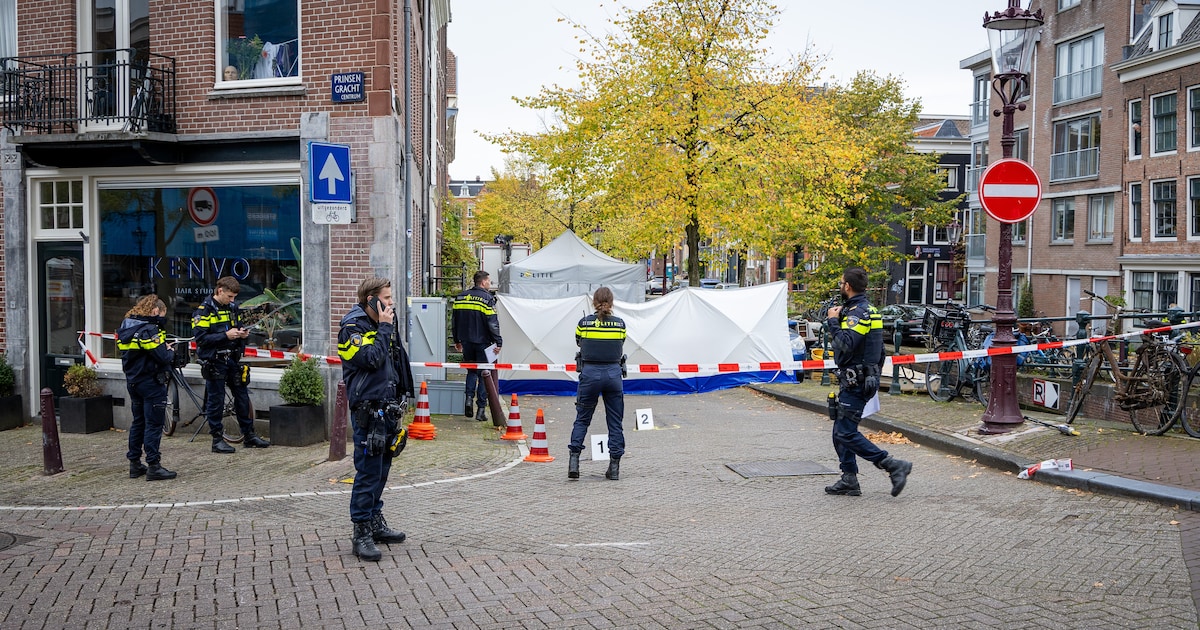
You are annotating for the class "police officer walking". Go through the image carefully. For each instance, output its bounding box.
[192,276,270,453]
[338,277,415,562]
[117,295,177,481]
[823,267,912,497]
[568,287,627,481]
[451,271,502,422]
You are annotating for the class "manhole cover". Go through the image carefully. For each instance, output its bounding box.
[726,461,838,478]
[0,531,35,552]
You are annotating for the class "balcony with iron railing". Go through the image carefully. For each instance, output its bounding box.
[1,49,176,135]
[1050,147,1099,182]
[1052,65,1101,104]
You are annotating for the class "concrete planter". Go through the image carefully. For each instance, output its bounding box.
[59,395,114,434]
[0,394,23,431]
[269,404,325,446]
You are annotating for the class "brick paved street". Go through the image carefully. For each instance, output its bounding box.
[0,388,1195,628]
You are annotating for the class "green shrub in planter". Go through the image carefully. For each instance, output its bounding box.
[0,353,14,397]
[64,364,102,398]
[279,356,325,406]
[0,353,21,430]
[60,364,112,433]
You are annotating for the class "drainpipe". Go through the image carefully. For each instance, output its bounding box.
[403,0,414,343]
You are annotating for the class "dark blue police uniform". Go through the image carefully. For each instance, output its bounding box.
[826,293,888,474]
[117,314,172,470]
[568,313,627,459]
[451,286,502,416]
[192,295,260,446]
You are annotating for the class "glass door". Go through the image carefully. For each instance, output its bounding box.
[81,0,149,130]
[38,242,86,399]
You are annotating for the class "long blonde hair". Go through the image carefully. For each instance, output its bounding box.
[125,294,165,318]
[593,287,614,319]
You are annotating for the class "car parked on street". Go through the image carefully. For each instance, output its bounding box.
[879,304,928,346]
[699,278,721,289]
[647,276,670,295]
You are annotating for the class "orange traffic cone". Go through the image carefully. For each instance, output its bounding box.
[523,409,554,462]
[407,381,436,440]
[501,393,527,441]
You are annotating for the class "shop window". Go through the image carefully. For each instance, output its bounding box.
[38,180,85,230]
[98,183,302,356]
[218,0,300,83]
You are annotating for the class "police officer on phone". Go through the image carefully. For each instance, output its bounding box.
[338,277,415,562]
[192,275,270,453]
[823,267,912,497]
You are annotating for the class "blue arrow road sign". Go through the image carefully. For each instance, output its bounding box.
[309,142,352,204]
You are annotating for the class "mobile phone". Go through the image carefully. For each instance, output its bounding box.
[369,296,383,314]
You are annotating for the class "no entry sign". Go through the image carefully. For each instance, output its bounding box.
[979,158,1042,223]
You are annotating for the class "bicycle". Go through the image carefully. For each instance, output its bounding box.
[922,302,993,405]
[161,340,248,445]
[1063,290,1189,435]
[1176,341,1200,438]
[1017,320,1073,377]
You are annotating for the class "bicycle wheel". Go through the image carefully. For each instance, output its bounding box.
[924,351,961,402]
[163,372,180,437]
[1181,361,1200,438]
[1064,355,1102,424]
[972,364,990,407]
[1127,351,1187,436]
[218,397,251,444]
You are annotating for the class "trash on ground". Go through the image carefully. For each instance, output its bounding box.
[1017,458,1073,479]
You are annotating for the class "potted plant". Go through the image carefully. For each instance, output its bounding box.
[269,356,326,446]
[59,364,113,434]
[0,353,23,430]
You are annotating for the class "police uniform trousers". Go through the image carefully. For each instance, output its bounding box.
[833,384,889,475]
[126,378,168,465]
[350,407,392,523]
[569,362,625,459]
[460,341,489,409]
[203,358,254,436]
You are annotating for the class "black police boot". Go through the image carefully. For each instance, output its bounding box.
[212,435,236,454]
[824,473,861,496]
[243,432,270,448]
[129,460,147,479]
[352,521,382,561]
[369,513,406,544]
[464,395,473,418]
[146,462,177,481]
[568,451,580,479]
[605,457,620,481]
[877,456,913,497]
[475,406,488,422]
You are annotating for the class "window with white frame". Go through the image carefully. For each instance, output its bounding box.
[1190,273,1200,312]
[910,224,928,245]
[1190,177,1200,238]
[37,180,85,231]
[1190,87,1200,149]
[1014,128,1030,162]
[1158,272,1179,310]
[972,74,990,126]
[1051,114,1100,181]
[1153,92,1177,154]
[218,0,300,84]
[1131,272,1155,310]
[1059,0,1080,9]
[933,261,956,301]
[1158,13,1174,50]
[466,203,475,218]
[0,0,13,58]
[932,225,951,245]
[1012,219,1027,244]
[1088,194,1114,242]
[906,261,926,304]
[938,166,958,191]
[967,273,985,308]
[1054,30,1103,104]
[1153,180,1177,238]
[1130,182,1143,240]
[1130,99,1143,157]
[1052,198,1075,242]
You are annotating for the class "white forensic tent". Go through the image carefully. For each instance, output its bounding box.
[496,282,793,395]
[497,230,646,302]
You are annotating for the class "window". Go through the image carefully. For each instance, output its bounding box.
[967,273,985,309]
[38,181,85,231]
[932,225,951,244]
[98,181,302,356]
[1012,273,1026,313]
[1190,88,1200,149]
[1191,274,1200,313]
[1153,180,1177,238]
[1190,178,1200,238]
[1130,99,1143,158]
[1059,0,1080,8]
[1088,194,1114,242]
[968,142,988,193]
[1014,128,1030,163]
[1132,272,1154,310]
[1054,30,1104,103]
[1158,273,1179,310]
[933,262,956,301]
[1012,219,1027,244]
[910,225,928,245]
[938,166,958,191]
[1152,92,1177,154]
[1130,182,1142,239]
[1158,13,1174,49]
[0,0,13,61]
[466,203,474,218]
[972,74,990,126]
[1052,199,1075,242]
[218,0,300,83]
[1051,115,1100,181]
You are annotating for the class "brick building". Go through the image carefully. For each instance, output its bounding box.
[0,0,452,423]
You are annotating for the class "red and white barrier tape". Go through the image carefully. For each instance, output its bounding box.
[78,320,1200,374]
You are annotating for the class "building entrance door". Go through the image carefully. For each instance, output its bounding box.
[38,243,85,398]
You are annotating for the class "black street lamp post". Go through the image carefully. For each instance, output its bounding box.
[979,0,1043,434]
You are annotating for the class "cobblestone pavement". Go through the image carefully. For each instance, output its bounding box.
[0,388,1195,628]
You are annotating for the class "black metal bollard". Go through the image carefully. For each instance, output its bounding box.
[40,388,63,475]
[328,381,347,461]
[819,326,831,387]
[1071,310,1090,386]
[889,325,902,395]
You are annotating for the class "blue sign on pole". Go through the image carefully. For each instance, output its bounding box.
[330,72,365,103]
[309,142,352,204]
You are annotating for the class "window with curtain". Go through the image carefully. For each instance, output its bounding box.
[218,0,300,83]
[1052,199,1075,242]
[1088,194,1114,242]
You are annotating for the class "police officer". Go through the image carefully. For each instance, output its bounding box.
[338,277,416,562]
[192,276,270,453]
[117,294,177,481]
[567,287,627,481]
[451,270,502,422]
[824,267,912,497]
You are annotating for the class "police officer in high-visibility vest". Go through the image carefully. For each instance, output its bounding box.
[117,294,177,481]
[823,267,912,497]
[568,287,627,481]
[451,270,502,422]
[192,276,270,453]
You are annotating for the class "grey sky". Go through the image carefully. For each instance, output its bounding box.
[449,1,1000,180]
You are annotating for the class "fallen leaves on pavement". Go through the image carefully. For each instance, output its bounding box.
[864,431,911,444]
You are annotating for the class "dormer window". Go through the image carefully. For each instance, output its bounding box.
[1159,13,1174,49]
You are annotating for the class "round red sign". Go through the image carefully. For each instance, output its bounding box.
[978,158,1042,224]
[187,187,219,226]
